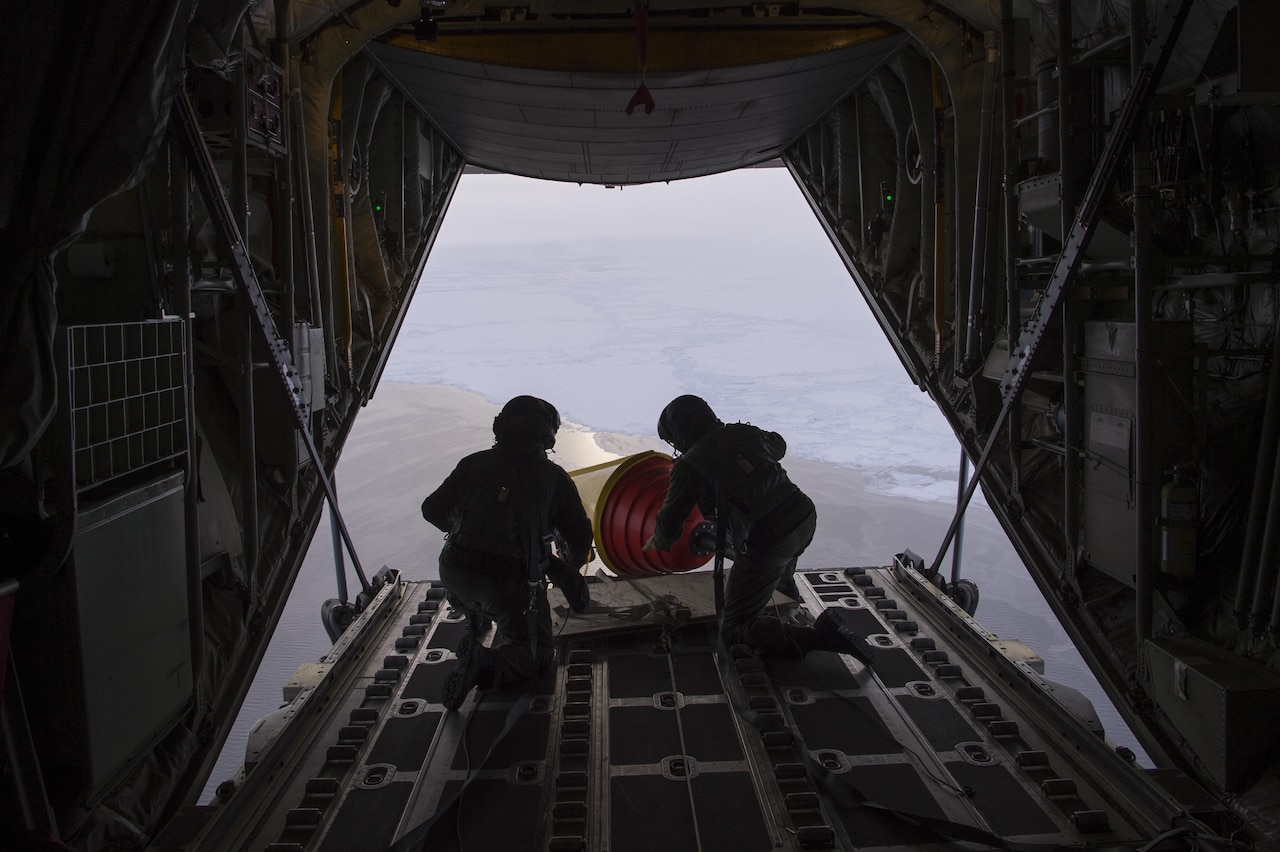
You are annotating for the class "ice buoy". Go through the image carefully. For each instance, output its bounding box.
[570,451,712,576]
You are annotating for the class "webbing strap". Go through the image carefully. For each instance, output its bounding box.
[713,486,727,616]
[385,693,533,852]
[511,463,545,658]
[662,628,706,852]
[712,547,725,616]
[569,592,687,626]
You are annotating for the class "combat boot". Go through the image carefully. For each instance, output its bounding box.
[812,610,876,666]
[545,556,591,614]
[443,633,494,710]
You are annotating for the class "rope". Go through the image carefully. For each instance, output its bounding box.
[661,626,705,852]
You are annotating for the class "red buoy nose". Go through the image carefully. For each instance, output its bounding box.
[570,452,711,577]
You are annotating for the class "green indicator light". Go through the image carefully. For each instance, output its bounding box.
[884,193,894,202]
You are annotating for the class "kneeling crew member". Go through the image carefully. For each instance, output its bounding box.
[423,395,594,709]
[645,395,874,664]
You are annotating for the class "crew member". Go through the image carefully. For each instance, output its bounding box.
[422,395,593,709]
[644,395,874,664]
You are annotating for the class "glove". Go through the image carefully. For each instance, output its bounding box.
[642,534,658,551]
[545,556,590,614]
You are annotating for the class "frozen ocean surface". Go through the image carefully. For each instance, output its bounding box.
[383,169,965,504]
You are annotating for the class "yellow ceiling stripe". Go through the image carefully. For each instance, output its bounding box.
[377,25,899,74]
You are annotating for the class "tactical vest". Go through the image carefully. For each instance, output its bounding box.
[448,452,557,561]
[683,423,797,545]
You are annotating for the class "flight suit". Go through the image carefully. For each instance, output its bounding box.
[649,395,819,657]
[422,401,593,690]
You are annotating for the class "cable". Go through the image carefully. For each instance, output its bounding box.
[1182,815,1255,851]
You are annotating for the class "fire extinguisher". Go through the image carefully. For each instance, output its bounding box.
[1160,464,1197,578]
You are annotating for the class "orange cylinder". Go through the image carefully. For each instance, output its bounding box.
[570,451,711,577]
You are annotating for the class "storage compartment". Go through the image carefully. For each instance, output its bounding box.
[1146,636,1280,792]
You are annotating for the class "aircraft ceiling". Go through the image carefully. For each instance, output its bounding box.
[367,28,910,184]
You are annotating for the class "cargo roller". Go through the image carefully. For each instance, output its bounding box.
[570,451,713,577]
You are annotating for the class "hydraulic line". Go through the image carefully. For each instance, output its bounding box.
[959,32,998,378]
[1000,0,1027,517]
[1249,450,1280,631]
[289,54,327,345]
[1132,0,1159,652]
[1235,311,1280,622]
[1133,147,1155,647]
[330,70,354,375]
[170,140,204,684]
[1057,0,1078,558]
[931,61,946,371]
[233,31,259,578]
[273,40,301,508]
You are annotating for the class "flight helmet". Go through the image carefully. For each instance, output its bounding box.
[493,395,561,449]
[657,395,722,453]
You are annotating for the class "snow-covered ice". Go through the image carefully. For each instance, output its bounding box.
[384,169,964,503]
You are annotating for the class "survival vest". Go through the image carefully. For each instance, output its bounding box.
[681,422,798,546]
[446,449,560,562]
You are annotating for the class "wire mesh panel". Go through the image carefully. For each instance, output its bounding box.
[63,319,188,493]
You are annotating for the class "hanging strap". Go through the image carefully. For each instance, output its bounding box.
[511,463,548,658]
[712,483,727,617]
[626,3,655,115]
[660,626,706,852]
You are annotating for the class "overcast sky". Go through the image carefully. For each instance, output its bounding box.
[436,165,844,254]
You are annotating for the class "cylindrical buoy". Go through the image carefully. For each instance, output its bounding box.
[570,451,711,576]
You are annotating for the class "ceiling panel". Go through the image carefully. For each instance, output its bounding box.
[368,32,908,184]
